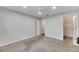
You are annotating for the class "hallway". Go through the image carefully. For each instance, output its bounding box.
[0,35,79,52]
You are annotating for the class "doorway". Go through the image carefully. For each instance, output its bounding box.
[63,16,73,39]
[63,16,78,44]
[39,17,45,36]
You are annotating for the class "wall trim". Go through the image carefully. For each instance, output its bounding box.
[45,34,63,40]
[0,35,35,47]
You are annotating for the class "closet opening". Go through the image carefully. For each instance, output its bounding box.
[63,16,74,40]
[63,16,78,45]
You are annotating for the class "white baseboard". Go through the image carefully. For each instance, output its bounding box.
[36,33,41,36]
[64,35,72,38]
[45,34,63,40]
[0,35,35,47]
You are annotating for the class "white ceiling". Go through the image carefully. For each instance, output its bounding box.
[1,6,79,18]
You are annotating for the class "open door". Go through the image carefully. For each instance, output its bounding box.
[73,16,78,45]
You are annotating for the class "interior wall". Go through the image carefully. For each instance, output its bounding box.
[78,16,79,37]
[36,19,41,35]
[0,8,36,46]
[45,10,79,40]
[45,15,63,40]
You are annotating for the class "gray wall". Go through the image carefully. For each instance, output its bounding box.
[45,15,63,40]
[36,19,41,35]
[0,8,36,46]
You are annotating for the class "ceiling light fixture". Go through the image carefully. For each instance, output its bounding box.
[52,6,56,10]
[38,11,42,15]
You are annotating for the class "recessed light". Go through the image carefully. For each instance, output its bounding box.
[38,11,42,15]
[52,6,56,10]
[23,6,27,8]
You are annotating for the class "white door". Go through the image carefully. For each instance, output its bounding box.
[73,16,78,45]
